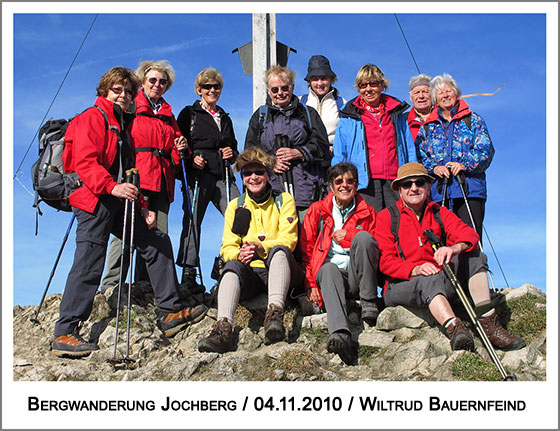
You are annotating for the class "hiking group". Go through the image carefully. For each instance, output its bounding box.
[46,55,525,366]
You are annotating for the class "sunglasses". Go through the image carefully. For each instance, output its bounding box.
[147,77,168,86]
[333,177,356,186]
[269,85,290,94]
[110,87,134,96]
[200,83,222,90]
[400,178,427,189]
[358,81,381,89]
[242,169,267,177]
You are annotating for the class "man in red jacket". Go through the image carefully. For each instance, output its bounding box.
[300,162,379,364]
[376,162,525,351]
[51,67,207,358]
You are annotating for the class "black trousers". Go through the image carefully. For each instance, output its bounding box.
[54,195,183,337]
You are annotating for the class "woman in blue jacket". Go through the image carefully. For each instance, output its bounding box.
[332,64,418,212]
[416,73,494,239]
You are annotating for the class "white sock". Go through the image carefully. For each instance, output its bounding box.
[267,251,290,309]
[217,272,241,324]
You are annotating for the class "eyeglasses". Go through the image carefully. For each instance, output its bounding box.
[147,77,168,86]
[200,83,222,90]
[269,85,290,94]
[400,178,427,189]
[110,87,134,97]
[333,177,356,186]
[358,81,381,89]
[242,169,267,177]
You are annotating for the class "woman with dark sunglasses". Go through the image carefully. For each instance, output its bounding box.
[332,64,418,213]
[244,65,331,223]
[176,68,241,289]
[100,60,187,290]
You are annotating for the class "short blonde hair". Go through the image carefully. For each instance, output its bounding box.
[136,60,176,92]
[265,65,296,87]
[234,147,276,172]
[354,64,390,91]
[194,68,224,93]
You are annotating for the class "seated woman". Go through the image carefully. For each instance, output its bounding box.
[299,162,379,364]
[198,147,301,353]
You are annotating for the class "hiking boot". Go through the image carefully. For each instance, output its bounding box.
[181,266,205,294]
[360,298,379,326]
[479,311,526,351]
[198,318,234,353]
[327,331,354,365]
[263,303,285,345]
[51,331,99,358]
[445,318,475,351]
[157,304,208,337]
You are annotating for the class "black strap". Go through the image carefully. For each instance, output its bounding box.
[135,147,172,159]
[136,111,174,126]
[388,203,446,260]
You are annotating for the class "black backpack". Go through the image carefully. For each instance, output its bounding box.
[31,105,114,213]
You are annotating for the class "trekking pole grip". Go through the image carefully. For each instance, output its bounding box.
[456,170,466,185]
[424,229,443,250]
[125,168,140,188]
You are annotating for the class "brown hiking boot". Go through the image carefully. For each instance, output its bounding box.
[479,312,526,351]
[52,331,99,358]
[264,303,285,345]
[198,318,234,353]
[157,304,208,337]
[445,318,475,351]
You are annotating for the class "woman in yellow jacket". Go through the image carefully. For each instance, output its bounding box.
[198,147,302,353]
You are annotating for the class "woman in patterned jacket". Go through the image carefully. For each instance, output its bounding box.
[416,73,495,239]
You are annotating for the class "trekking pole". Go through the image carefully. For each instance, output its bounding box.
[30,213,76,324]
[423,229,515,381]
[180,152,204,289]
[109,168,139,366]
[124,168,140,363]
[441,168,452,207]
[224,158,231,204]
[455,172,500,290]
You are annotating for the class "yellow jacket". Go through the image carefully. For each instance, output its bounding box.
[220,190,298,268]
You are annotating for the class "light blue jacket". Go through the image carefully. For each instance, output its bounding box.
[332,95,418,190]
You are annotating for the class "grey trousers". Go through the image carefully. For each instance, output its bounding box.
[358,178,399,213]
[316,231,379,334]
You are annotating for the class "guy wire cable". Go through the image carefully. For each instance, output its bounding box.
[13,14,99,182]
[394,13,421,75]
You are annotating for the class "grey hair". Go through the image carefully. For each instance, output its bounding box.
[408,73,432,93]
[429,73,462,104]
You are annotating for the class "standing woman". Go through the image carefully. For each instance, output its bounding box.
[417,73,495,238]
[100,60,186,289]
[176,68,240,287]
[332,64,418,213]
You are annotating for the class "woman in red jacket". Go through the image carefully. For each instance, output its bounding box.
[299,162,379,364]
[101,60,187,288]
[52,66,206,358]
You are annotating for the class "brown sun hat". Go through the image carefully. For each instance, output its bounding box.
[391,162,435,190]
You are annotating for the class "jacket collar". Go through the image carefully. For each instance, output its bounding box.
[425,98,472,124]
[135,89,173,117]
[341,94,409,119]
[319,191,371,219]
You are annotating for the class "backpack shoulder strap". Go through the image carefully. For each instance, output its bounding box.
[300,94,309,105]
[301,103,312,128]
[272,190,284,213]
[237,193,246,208]
[463,113,472,131]
[432,205,447,245]
[335,96,344,112]
[387,203,405,260]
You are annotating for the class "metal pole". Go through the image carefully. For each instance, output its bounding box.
[252,13,276,111]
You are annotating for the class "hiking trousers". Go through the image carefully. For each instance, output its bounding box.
[316,231,379,334]
[54,195,183,337]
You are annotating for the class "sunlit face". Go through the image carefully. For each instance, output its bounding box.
[143,69,168,102]
[105,81,134,111]
[197,79,222,108]
[330,172,357,209]
[309,75,334,98]
[267,74,293,109]
[410,85,432,113]
[398,176,431,211]
[435,83,458,111]
[241,162,269,196]
[358,78,384,107]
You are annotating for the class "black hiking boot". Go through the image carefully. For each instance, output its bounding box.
[360,298,379,327]
[157,304,208,337]
[263,303,285,345]
[181,266,205,294]
[51,330,99,358]
[327,331,354,365]
[198,318,234,353]
[445,318,475,351]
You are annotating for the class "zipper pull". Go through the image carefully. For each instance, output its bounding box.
[418,236,423,247]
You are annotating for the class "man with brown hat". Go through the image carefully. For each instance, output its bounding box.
[375,162,525,352]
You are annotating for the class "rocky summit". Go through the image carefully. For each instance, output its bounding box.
[13,283,546,382]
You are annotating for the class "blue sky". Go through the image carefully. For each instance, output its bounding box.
[7,6,555,308]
